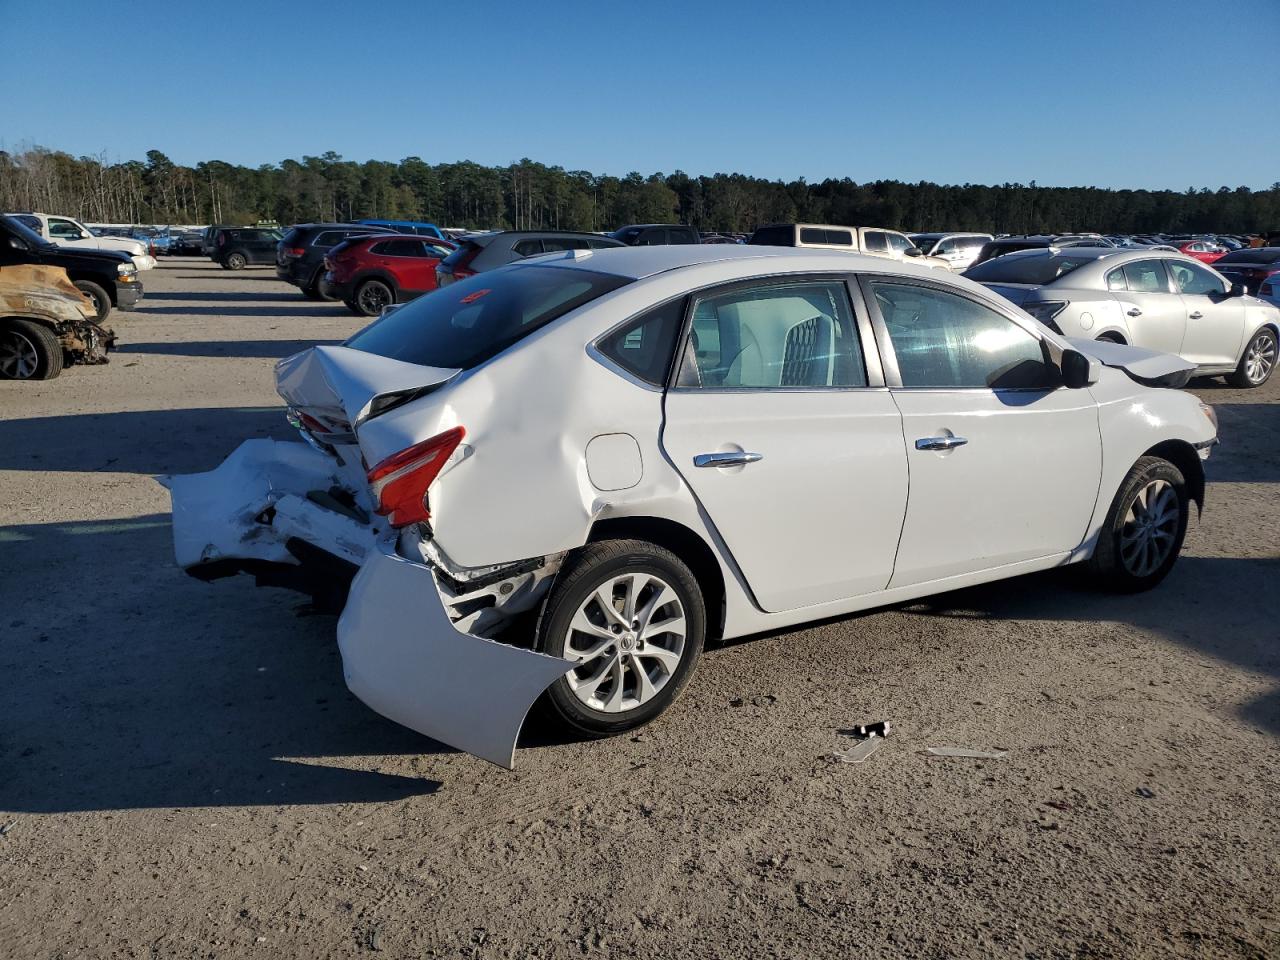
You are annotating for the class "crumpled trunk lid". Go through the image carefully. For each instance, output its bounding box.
[1067,336,1197,388]
[275,344,459,440]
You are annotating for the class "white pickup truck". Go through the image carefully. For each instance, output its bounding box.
[5,212,156,270]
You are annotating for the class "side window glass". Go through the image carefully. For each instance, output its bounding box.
[675,281,867,389]
[596,298,684,386]
[1106,268,1127,291]
[1169,260,1226,296]
[512,239,543,257]
[541,237,589,252]
[936,239,957,255]
[49,218,81,239]
[863,231,889,253]
[870,281,1055,390]
[1123,259,1168,293]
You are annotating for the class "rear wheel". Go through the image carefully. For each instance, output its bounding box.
[303,270,337,301]
[224,251,248,270]
[354,279,394,316]
[1226,327,1276,388]
[536,540,705,737]
[1087,456,1188,592]
[0,319,63,380]
[73,280,112,321]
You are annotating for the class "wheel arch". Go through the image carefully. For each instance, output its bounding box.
[586,515,726,642]
[1142,439,1204,513]
[355,270,401,296]
[1095,329,1128,344]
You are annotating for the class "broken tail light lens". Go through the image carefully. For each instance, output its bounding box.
[367,427,466,528]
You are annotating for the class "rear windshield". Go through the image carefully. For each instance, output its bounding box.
[1216,248,1280,264]
[964,254,1093,285]
[345,265,630,370]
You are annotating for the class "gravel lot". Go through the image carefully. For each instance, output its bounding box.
[1,259,1277,959]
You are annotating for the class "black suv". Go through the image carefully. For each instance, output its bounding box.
[276,223,384,299]
[208,227,282,270]
[611,224,701,245]
[0,214,142,320]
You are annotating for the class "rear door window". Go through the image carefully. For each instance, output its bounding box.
[863,231,889,253]
[1122,259,1170,293]
[541,237,590,252]
[748,226,796,246]
[513,239,544,257]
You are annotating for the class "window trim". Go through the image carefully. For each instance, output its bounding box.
[857,273,1059,393]
[587,294,689,391]
[666,273,885,393]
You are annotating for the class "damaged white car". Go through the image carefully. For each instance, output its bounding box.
[166,246,1219,767]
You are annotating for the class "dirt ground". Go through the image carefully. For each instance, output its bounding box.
[1,259,1277,960]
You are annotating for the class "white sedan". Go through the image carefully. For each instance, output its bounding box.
[964,247,1279,388]
[167,246,1219,767]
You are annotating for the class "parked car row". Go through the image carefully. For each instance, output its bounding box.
[0,260,114,380]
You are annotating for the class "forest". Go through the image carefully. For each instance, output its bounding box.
[1,145,1277,235]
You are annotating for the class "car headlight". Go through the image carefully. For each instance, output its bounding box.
[117,263,137,276]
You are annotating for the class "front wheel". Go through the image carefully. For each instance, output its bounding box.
[0,319,64,380]
[536,540,705,737]
[1226,327,1276,388]
[73,280,112,321]
[1087,456,1188,592]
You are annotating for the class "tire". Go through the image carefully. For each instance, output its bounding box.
[536,539,705,737]
[353,279,394,316]
[1087,456,1189,592]
[0,319,64,381]
[1096,332,1126,344]
[73,280,112,322]
[224,251,248,270]
[1226,327,1277,388]
[304,270,337,302]
[342,299,361,315]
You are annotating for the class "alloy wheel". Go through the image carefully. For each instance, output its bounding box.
[563,573,687,713]
[1119,479,1180,577]
[1244,331,1276,385]
[358,282,392,314]
[0,329,39,379]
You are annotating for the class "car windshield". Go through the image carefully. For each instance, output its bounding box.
[964,254,1094,285]
[345,264,631,370]
[1,214,54,248]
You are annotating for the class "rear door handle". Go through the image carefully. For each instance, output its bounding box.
[1127,307,1142,317]
[694,451,763,468]
[915,436,968,451]
[1189,311,1203,319]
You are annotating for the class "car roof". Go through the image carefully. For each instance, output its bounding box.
[466,230,619,248]
[520,243,944,281]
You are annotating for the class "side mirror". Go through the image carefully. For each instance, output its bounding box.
[904,247,923,257]
[7,236,28,252]
[1227,281,1246,298]
[1060,348,1100,389]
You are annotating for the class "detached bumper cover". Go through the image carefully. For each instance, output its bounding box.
[165,437,574,769]
[339,543,574,768]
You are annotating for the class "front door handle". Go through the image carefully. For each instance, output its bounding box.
[915,436,968,451]
[694,451,763,468]
[1127,307,1142,317]
[1189,310,1203,319]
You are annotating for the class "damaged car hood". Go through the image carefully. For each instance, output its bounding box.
[276,345,459,428]
[1067,336,1197,388]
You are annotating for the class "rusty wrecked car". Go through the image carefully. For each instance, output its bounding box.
[0,262,116,380]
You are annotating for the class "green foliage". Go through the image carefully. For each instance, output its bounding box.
[1,145,1277,233]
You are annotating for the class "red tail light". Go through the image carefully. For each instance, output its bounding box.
[367,427,466,528]
[285,246,306,258]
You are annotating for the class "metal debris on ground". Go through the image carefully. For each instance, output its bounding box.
[1135,786,1156,798]
[924,747,1008,759]
[845,720,891,738]
[0,820,15,836]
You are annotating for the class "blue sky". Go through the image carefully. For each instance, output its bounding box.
[4,0,1277,190]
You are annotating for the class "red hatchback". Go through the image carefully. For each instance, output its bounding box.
[1176,240,1227,265]
[324,235,456,316]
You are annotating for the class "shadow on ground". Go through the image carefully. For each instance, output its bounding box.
[143,291,304,304]
[138,304,343,318]
[0,407,295,474]
[117,341,340,360]
[0,516,444,813]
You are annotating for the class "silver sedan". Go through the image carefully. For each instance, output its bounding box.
[965,248,1279,387]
